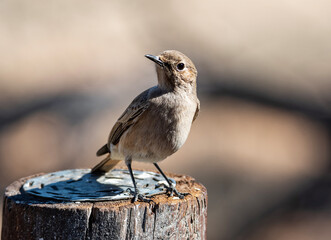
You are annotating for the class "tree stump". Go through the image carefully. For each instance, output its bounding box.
[1,170,207,240]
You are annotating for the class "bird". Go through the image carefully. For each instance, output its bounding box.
[92,50,200,202]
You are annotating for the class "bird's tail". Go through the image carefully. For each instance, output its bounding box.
[91,154,121,174]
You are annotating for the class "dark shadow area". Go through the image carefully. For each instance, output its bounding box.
[22,172,124,202]
[20,169,172,202]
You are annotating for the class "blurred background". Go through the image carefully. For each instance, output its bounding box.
[1,0,331,239]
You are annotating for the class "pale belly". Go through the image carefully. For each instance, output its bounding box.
[110,94,197,163]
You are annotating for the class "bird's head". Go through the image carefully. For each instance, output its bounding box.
[145,50,197,92]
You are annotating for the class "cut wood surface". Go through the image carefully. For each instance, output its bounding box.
[1,171,207,240]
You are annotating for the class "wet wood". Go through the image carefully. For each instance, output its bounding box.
[1,172,207,240]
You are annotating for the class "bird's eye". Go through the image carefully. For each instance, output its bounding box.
[176,63,185,71]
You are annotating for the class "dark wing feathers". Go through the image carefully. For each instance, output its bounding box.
[94,87,153,173]
[96,144,109,156]
[192,99,200,123]
[108,122,134,145]
[102,88,150,149]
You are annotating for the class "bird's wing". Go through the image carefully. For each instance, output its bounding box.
[108,88,150,145]
[192,99,200,123]
[96,144,109,156]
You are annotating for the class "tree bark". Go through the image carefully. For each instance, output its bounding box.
[2,172,207,240]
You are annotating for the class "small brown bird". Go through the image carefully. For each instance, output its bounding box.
[92,50,200,202]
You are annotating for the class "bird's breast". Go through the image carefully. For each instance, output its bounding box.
[151,92,197,152]
[115,92,197,162]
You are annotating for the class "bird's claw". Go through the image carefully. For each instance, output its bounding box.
[166,186,190,199]
[127,188,152,203]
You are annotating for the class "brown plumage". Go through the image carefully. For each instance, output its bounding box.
[92,50,200,202]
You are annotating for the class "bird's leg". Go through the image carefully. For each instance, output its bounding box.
[153,163,189,199]
[125,158,151,203]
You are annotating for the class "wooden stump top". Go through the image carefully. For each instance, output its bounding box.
[2,170,207,240]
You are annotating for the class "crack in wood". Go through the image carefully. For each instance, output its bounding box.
[84,203,94,240]
[152,204,158,240]
[125,207,133,240]
[142,206,147,233]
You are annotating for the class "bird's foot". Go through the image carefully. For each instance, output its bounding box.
[166,186,190,199]
[127,188,152,203]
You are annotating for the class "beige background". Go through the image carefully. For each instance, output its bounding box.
[1,1,331,239]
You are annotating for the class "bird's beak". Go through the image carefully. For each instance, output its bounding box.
[145,54,164,67]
